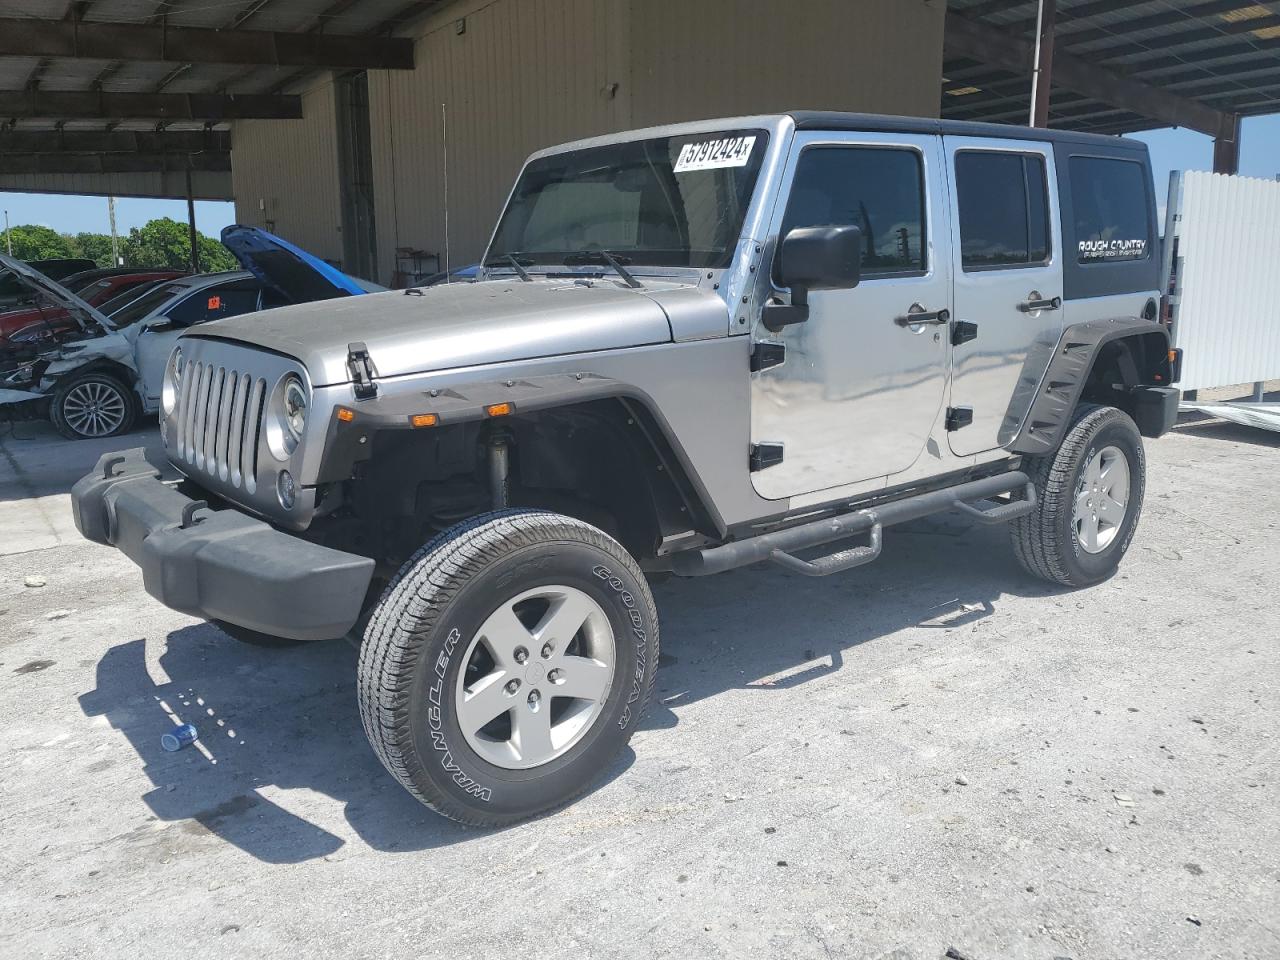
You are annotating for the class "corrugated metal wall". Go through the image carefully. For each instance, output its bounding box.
[1171,170,1280,390]
[231,80,344,263]
[629,0,946,127]
[230,0,946,283]
[366,0,631,282]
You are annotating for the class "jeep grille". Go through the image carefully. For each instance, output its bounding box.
[172,359,267,493]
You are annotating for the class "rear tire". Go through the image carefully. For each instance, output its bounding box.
[1011,404,1146,587]
[50,372,139,440]
[358,509,659,826]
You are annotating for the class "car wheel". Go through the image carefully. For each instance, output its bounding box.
[1011,404,1146,587]
[50,372,139,440]
[358,509,659,826]
[211,620,307,648]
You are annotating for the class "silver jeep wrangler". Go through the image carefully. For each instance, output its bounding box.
[73,112,1181,825]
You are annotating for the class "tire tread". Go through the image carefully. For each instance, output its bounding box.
[356,509,657,827]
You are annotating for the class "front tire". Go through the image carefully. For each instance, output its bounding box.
[1011,404,1146,587]
[358,509,659,826]
[50,372,139,440]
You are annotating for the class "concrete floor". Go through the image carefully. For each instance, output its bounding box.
[1,413,1277,960]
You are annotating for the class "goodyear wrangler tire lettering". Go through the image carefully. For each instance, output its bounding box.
[357,510,659,827]
[591,563,648,728]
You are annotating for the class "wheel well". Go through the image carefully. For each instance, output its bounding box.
[1079,332,1170,414]
[51,359,138,390]
[324,397,714,568]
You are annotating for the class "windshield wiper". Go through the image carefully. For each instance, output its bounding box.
[484,253,534,282]
[563,250,643,289]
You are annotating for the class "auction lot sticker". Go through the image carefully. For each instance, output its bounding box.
[674,136,757,172]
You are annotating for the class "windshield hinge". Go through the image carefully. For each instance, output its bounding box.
[749,442,784,472]
[945,406,973,431]
[750,341,786,373]
[347,341,378,400]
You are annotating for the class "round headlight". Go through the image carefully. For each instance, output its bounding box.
[161,347,183,417]
[267,374,309,461]
[283,377,308,441]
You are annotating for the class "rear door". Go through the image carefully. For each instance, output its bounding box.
[751,130,951,499]
[945,137,1063,456]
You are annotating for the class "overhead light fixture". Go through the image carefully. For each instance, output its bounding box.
[1220,4,1269,22]
[947,86,982,97]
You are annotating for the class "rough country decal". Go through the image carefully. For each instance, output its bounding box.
[427,627,493,802]
[673,135,756,173]
[1079,238,1147,261]
[593,564,648,728]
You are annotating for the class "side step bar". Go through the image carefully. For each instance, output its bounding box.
[671,472,1035,578]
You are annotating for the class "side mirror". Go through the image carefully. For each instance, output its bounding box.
[143,316,175,334]
[764,224,863,332]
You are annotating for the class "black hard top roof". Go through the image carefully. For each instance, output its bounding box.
[787,111,1148,153]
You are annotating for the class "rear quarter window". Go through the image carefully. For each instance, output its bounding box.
[1069,156,1151,264]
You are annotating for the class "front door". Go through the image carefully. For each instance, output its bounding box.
[944,137,1064,456]
[751,131,951,500]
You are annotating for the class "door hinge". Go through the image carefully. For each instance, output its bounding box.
[749,442,784,472]
[951,320,978,346]
[346,341,378,400]
[750,341,786,373]
[946,407,973,431]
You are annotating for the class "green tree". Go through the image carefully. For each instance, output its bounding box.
[4,224,75,261]
[68,232,118,269]
[122,217,237,273]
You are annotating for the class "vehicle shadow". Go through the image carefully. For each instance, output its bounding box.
[78,623,637,862]
[640,514,1064,730]
[77,512,1063,863]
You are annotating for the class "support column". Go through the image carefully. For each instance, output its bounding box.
[1213,114,1241,175]
[1029,0,1056,127]
[185,166,201,273]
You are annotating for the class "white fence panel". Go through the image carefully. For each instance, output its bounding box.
[1170,170,1280,391]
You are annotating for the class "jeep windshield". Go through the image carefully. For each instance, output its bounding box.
[487,129,768,273]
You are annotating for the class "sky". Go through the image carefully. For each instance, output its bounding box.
[1,113,1278,241]
[0,193,237,239]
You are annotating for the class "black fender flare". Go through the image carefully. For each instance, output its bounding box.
[313,371,724,536]
[1008,317,1172,456]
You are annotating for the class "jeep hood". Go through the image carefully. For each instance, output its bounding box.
[192,278,689,386]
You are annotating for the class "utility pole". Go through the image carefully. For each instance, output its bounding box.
[3,209,11,256]
[185,168,201,273]
[1029,0,1057,128]
[107,196,120,265]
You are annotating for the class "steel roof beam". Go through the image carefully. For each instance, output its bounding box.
[0,129,231,152]
[0,152,231,174]
[0,90,302,120]
[0,17,415,70]
[945,11,1239,139]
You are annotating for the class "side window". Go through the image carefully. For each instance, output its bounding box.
[955,151,1051,270]
[1069,156,1151,263]
[165,283,262,327]
[780,146,926,277]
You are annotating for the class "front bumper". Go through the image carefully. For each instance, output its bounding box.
[71,449,374,641]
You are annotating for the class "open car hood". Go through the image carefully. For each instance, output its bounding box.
[220,225,373,304]
[0,254,114,336]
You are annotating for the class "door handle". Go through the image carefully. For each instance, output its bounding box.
[895,306,950,327]
[1017,295,1061,313]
